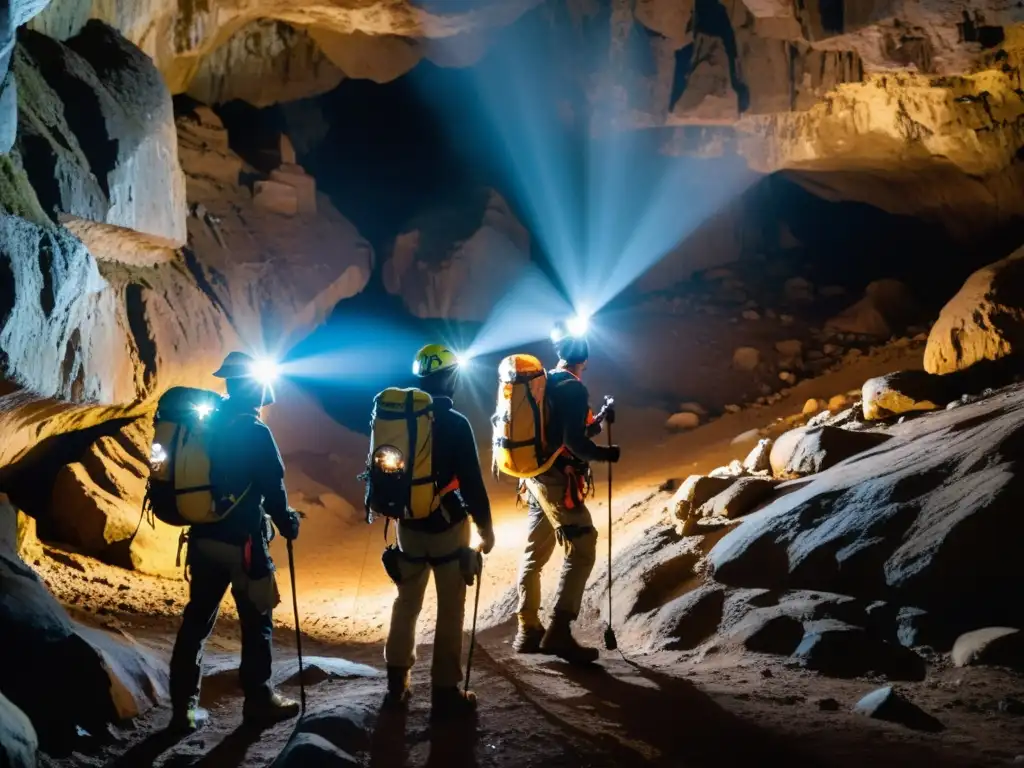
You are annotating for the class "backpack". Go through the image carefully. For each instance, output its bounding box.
[364,387,438,521]
[491,354,563,478]
[145,387,248,527]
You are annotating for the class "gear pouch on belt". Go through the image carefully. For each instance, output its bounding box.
[382,544,404,585]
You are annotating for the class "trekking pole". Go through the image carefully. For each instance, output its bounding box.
[604,408,618,651]
[464,551,483,694]
[286,538,307,715]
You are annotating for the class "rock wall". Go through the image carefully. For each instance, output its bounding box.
[28,0,544,101]
[382,188,531,321]
[0,23,372,572]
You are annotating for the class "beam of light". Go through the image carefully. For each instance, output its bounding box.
[249,356,281,387]
[566,313,589,338]
[462,263,574,358]
[416,10,760,356]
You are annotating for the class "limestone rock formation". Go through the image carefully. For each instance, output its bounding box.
[709,386,1024,630]
[16,24,186,245]
[862,370,947,421]
[950,627,1024,671]
[925,247,1024,375]
[0,691,36,768]
[0,24,372,572]
[382,189,530,321]
[768,425,890,477]
[826,279,922,338]
[28,0,543,98]
[0,500,166,748]
[187,19,345,107]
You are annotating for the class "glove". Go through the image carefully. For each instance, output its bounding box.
[606,445,621,463]
[476,524,495,555]
[280,508,301,540]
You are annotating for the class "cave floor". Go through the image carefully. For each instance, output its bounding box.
[34,339,1024,766]
[38,611,1024,768]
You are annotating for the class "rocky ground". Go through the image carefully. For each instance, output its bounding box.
[18,318,1024,767]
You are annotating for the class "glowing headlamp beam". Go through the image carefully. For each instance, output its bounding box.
[249,357,280,387]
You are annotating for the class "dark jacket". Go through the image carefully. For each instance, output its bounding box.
[191,398,292,546]
[402,396,492,534]
[546,369,617,466]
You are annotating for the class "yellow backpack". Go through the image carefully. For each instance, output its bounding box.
[364,387,438,520]
[491,354,562,478]
[145,387,248,526]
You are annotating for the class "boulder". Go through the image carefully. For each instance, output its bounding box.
[826,279,922,338]
[670,475,737,520]
[793,619,927,681]
[272,732,359,768]
[0,692,36,768]
[802,398,821,415]
[665,411,700,431]
[775,339,803,357]
[742,438,773,473]
[678,402,708,418]
[710,387,1024,630]
[0,502,167,747]
[853,687,944,732]
[296,703,373,755]
[951,627,1024,671]
[862,370,949,421]
[769,425,891,477]
[925,247,1024,374]
[647,583,727,652]
[382,188,530,321]
[732,346,760,371]
[783,277,814,302]
[696,477,778,520]
[725,611,804,655]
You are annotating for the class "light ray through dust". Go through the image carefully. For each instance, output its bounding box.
[420,9,759,356]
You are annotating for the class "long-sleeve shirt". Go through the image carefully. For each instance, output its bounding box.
[546,370,617,465]
[193,399,292,545]
[402,396,492,534]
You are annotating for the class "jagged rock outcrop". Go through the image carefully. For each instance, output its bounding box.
[0,499,167,748]
[15,23,186,245]
[382,188,530,321]
[28,0,543,100]
[709,385,1024,631]
[188,20,346,108]
[0,26,372,571]
[925,247,1024,375]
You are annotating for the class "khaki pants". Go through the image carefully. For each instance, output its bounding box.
[516,468,597,627]
[383,518,470,689]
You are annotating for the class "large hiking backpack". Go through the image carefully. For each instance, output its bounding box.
[364,387,439,521]
[145,387,242,527]
[491,354,563,479]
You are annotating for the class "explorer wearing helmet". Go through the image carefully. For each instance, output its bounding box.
[169,351,301,732]
[382,344,495,718]
[513,321,620,664]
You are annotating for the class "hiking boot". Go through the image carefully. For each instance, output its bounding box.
[512,621,546,654]
[430,687,477,721]
[243,690,300,727]
[540,610,599,665]
[169,705,209,733]
[383,666,411,709]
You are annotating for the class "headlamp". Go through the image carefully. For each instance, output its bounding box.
[567,314,589,337]
[373,445,405,474]
[250,357,280,387]
[193,402,213,419]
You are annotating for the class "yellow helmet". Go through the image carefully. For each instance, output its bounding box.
[412,344,459,377]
